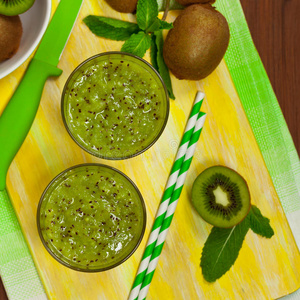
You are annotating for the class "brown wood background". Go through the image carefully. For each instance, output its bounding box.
[0,0,299,299]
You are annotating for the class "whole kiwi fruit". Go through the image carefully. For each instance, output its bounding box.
[176,0,215,6]
[163,4,230,80]
[0,14,23,63]
[105,0,138,13]
[191,166,251,228]
[0,0,35,16]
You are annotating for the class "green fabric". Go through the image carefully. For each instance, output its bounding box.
[216,0,300,214]
[0,0,299,299]
[215,1,300,298]
[0,189,47,300]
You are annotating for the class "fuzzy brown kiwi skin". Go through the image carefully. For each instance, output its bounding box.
[0,15,22,62]
[176,0,216,6]
[163,4,230,80]
[105,0,138,13]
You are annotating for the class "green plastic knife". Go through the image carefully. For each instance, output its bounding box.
[0,0,83,190]
[0,0,82,298]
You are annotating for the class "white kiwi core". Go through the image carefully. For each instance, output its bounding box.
[213,186,230,207]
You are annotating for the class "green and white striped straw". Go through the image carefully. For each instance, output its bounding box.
[137,111,206,300]
[128,92,205,300]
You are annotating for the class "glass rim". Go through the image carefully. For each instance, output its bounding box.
[61,51,170,160]
[37,163,147,273]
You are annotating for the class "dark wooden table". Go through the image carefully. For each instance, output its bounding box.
[0,1,299,299]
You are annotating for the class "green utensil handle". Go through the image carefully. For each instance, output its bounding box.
[0,58,62,190]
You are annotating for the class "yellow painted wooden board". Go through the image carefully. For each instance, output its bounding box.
[1,1,300,299]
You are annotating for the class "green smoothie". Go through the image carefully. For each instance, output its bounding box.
[37,164,146,271]
[62,52,169,159]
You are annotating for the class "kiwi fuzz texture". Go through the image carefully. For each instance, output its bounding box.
[191,166,251,228]
[163,4,230,80]
[0,0,35,16]
[0,14,22,62]
[105,0,138,13]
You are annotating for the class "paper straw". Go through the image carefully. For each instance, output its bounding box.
[138,112,207,300]
[128,92,205,300]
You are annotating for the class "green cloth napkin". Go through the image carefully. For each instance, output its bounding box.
[0,189,47,299]
[216,0,300,243]
[0,0,299,299]
[216,0,300,298]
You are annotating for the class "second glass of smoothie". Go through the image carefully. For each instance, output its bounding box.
[62,52,169,159]
[37,163,146,272]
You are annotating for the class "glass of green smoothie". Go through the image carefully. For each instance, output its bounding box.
[61,52,169,160]
[37,163,146,272]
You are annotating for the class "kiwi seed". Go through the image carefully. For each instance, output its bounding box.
[191,166,251,228]
[0,0,35,16]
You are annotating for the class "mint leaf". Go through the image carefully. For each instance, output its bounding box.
[83,16,140,41]
[121,32,152,58]
[146,18,173,33]
[136,0,158,31]
[150,34,159,71]
[249,205,274,238]
[201,217,250,282]
[153,31,175,99]
[158,20,173,30]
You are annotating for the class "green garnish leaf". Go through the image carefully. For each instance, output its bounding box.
[150,34,159,71]
[146,18,173,33]
[136,0,159,31]
[201,217,250,282]
[249,205,274,238]
[121,32,152,58]
[158,19,173,30]
[84,0,176,99]
[153,31,175,99]
[83,16,140,41]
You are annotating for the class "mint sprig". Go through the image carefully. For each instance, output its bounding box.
[201,206,274,282]
[249,205,274,238]
[121,32,152,58]
[153,31,175,99]
[83,0,175,99]
[150,34,159,71]
[83,16,140,41]
[136,0,158,31]
[201,217,250,282]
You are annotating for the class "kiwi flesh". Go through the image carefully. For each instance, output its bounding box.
[0,0,35,16]
[191,166,251,228]
[163,4,230,80]
[0,14,22,62]
[105,0,138,13]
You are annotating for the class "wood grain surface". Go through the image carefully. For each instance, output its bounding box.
[0,0,299,299]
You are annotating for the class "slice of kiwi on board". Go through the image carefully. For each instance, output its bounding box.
[191,166,251,228]
[0,0,35,16]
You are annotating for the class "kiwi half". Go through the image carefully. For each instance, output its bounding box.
[191,166,251,228]
[0,0,35,16]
